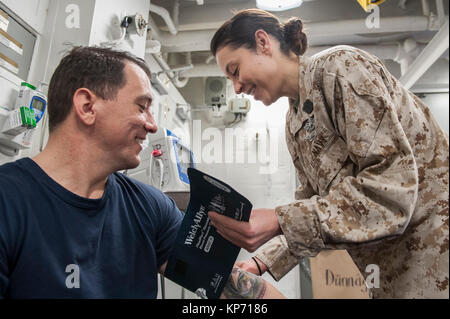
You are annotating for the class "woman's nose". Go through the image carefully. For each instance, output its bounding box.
[233,80,243,94]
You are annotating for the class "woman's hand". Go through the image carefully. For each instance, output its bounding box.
[236,257,268,275]
[208,208,282,252]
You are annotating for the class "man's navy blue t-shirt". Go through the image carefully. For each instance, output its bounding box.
[0,158,183,298]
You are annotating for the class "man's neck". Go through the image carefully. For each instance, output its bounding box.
[32,135,111,199]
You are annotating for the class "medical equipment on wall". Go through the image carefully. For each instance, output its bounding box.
[0,81,47,156]
[149,128,195,193]
[14,82,47,123]
[149,128,195,300]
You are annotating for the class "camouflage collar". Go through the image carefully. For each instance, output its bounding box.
[289,54,313,110]
[288,54,314,135]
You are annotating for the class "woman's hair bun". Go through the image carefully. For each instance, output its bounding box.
[283,17,307,56]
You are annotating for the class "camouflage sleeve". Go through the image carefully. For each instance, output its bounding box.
[255,235,299,281]
[251,121,317,280]
[276,50,419,260]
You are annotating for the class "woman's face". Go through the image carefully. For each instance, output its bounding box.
[215,42,281,106]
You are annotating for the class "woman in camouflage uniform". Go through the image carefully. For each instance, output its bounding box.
[208,9,449,298]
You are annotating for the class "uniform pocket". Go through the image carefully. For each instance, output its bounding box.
[293,114,316,160]
[315,133,349,196]
[311,127,335,164]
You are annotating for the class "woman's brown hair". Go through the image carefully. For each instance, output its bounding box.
[210,8,307,57]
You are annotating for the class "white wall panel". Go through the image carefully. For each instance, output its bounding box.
[0,0,49,34]
[89,0,150,58]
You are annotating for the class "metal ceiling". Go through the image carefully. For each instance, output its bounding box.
[145,0,449,93]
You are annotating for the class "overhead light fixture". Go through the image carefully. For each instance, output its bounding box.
[256,0,303,12]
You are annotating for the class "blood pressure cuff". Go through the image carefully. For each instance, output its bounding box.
[164,168,252,299]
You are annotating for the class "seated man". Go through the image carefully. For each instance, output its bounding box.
[0,46,284,299]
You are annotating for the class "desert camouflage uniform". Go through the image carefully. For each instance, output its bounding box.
[255,46,449,299]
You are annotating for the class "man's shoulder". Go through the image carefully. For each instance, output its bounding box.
[111,172,164,197]
[110,172,174,208]
[0,159,33,224]
[0,158,23,173]
[0,159,29,191]
[111,172,182,221]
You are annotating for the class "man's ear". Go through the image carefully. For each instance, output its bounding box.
[72,88,98,126]
[255,29,272,56]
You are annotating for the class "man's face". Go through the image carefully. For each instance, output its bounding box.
[95,62,157,171]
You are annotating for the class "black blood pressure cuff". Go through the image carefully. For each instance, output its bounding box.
[164,168,252,299]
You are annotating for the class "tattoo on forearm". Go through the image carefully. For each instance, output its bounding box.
[222,267,266,299]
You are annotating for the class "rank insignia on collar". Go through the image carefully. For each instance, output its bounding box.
[303,99,314,114]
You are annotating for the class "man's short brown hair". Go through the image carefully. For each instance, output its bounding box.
[47,46,151,133]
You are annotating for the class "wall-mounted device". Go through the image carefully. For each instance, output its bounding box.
[1,106,36,135]
[205,77,227,106]
[121,13,148,37]
[148,128,195,300]
[0,81,46,156]
[228,96,250,114]
[148,129,195,193]
[14,82,46,123]
[205,77,235,118]
[100,13,148,48]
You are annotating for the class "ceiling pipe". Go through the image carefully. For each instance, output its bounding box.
[173,0,180,32]
[180,63,222,78]
[172,52,194,88]
[400,18,449,89]
[394,39,424,76]
[151,16,431,53]
[398,0,407,10]
[152,51,193,88]
[180,44,425,78]
[421,0,430,17]
[149,3,178,35]
[146,39,161,54]
[205,55,215,64]
[173,52,192,88]
[421,0,445,30]
[307,44,414,59]
[173,74,189,88]
[435,0,446,26]
[153,52,176,79]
